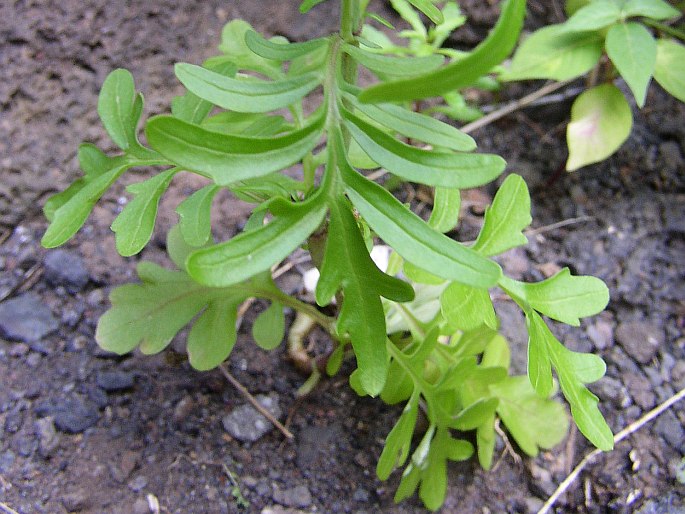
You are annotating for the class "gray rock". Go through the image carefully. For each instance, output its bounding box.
[623,372,656,411]
[128,475,148,492]
[654,410,685,449]
[15,434,37,457]
[53,398,100,434]
[0,293,59,343]
[35,416,59,458]
[0,449,15,473]
[43,249,89,292]
[615,321,664,364]
[61,490,91,512]
[587,319,613,351]
[95,370,135,392]
[222,394,282,443]
[273,485,313,509]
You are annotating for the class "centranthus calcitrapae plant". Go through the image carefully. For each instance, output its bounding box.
[41,0,614,509]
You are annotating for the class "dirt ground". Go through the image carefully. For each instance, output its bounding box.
[1,1,684,513]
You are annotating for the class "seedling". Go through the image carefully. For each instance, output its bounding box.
[42,0,614,509]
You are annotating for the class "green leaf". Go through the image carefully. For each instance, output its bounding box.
[430,2,467,48]
[78,143,115,177]
[428,187,461,233]
[525,311,613,450]
[472,174,531,257]
[97,69,141,151]
[525,311,554,398]
[342,44,444,78]
[145,113,323,185]
[501,25,603,81]
[112,169,178,256]
[42,158,163,248]
[252,302,285,350]
[390,0,427,36]
[186,196,327,288]
[605,22,657,107]
[202,112,287,136]
[342,160,501,288]
[377,394,419,480]
[171,61,237,124]
[96,262,249,364]
[561,0,621,32]
[407,0,443,24]
[348,97,476,151]
[476,414,497,469]
[245,30,329,61]
[316,194,414,394]
[342,108,505,188]
[175,63,320,113]
[500,269,609,326]
[358,0,525,103]
[176,185,220,247]
[441,282,498,332]
[187,297,242,370]
[491,376,569,456]
[654,39,685,102]
[481,334,511,369]
[621,0,681,20]
[451,397,499,430]
[566,84,632,171]
[217,20,281,76]
[299,0,328,13]
[231,174,303,203]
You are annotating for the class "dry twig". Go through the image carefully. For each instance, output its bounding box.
[217,363,294,440]
[0,502,19,514]
[538,386,685,514]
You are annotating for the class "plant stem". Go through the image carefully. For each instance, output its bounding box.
[265,287,337,335]
[642,18,685,41]
[340,0,357,43]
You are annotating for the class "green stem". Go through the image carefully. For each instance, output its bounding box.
[642,18,685,41]
[340,0,357,43]
[264,287,337,335]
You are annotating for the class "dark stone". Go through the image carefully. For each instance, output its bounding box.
[654,410,685,449]
[62,490,91,512]
[272,485,313,509]
[615,321,665,364]
[222,394,282,443]
[35,416,59,458]
[15,434,37,457]
[95,370,135,392]
[43,249,89,292]
[0,293,59,343]
[53,398,100,434]
[0,449,15,473]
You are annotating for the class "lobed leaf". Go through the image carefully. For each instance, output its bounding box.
[186,196,327,288]
[175,63,321,113]
[112,169,179,256]
[342,159,502,288]
[377,394,419,480]
[252,301,286,350]
[145,113,324,185]
[605,22,656,107]
[187,297,242,370]
[472,174,531,257]
[441,282,498,332]
[566,84,632,171]
[342,107,505,188]
[176,185,220,247]
[358,0,525,103]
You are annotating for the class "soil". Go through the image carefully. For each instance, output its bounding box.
[1,1,684,513]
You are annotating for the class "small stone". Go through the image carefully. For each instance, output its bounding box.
[272,485,313,509]
[222,394,282,443]
[525,497,544,514]
[53,398,100,434]
[62,490,91,512]
[132,498,150,514]
[35,416,60,458]
[119,450,140,479]
[353,488,370,502]
[587,319,613,351]
[172,395,195,424]
[654,410,685,449]
[0,293,59,343]
[615,321,664,364]
[95,370,135,392]
[128,475,148,492]
[43,249,89,292]
[8,343,29,357]
[15,434,37,457]
[0,450,15,473]
[86,288,106,307]
[624,372,656,411]
[26,352,42,367]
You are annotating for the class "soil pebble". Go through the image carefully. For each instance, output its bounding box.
[34,416,59,458]
[52,398,100,434]
[95,370,135,392]
[0,293,59,342]
[222,394,282,443]
[272,484,313,509]
[61,490,91,512]
[43,249,89,292]
[615,321,665,364]
[654,410,685,449]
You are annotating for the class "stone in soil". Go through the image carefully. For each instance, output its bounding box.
[52,398,100,434]
[0,292,59,343]
[222,394,282,443]
[272,485,313,509]
[35,416,60,458]
[61,491,91,512]
[654,410,685,449]
[615,320,665,364]
[43,249,89,292]
[95,370,135,392]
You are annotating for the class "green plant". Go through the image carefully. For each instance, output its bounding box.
[41,0,615,509]
[502,0,685,170]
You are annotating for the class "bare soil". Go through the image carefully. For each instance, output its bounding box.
[1,1,684,513]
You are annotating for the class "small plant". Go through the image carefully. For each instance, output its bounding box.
[42,0,615,509]
[502,0,685,170]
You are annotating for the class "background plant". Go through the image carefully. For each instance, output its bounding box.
[41,0,614,509]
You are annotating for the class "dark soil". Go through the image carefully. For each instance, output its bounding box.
[1,1,684,513]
